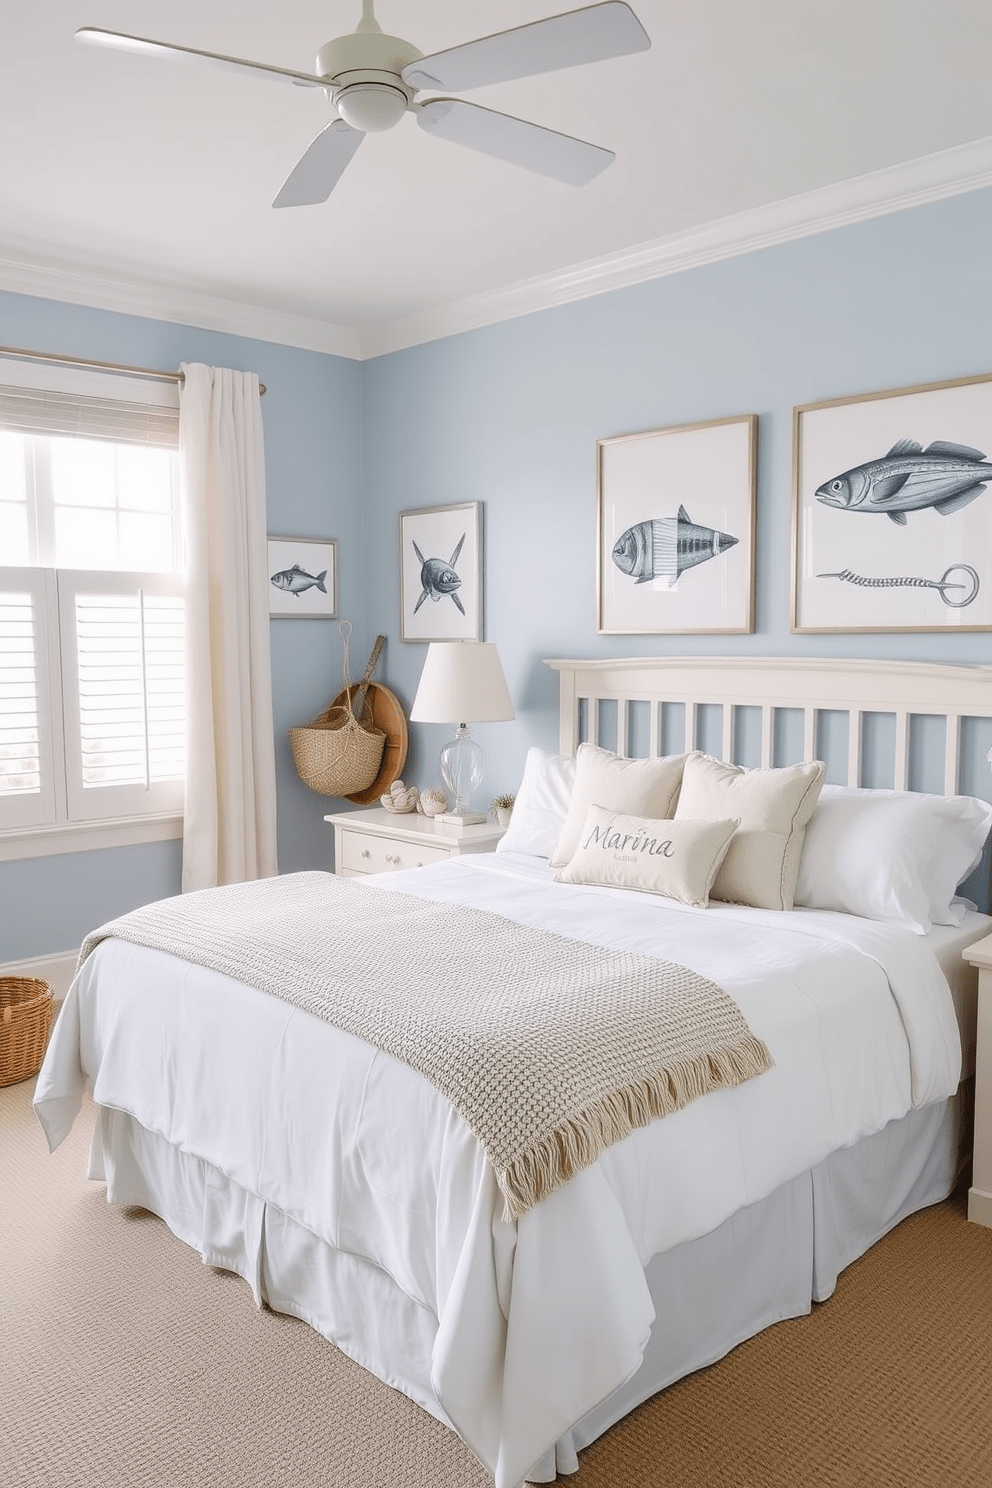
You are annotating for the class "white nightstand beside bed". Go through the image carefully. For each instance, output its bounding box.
[325,804,504,877]
[33,654,992,1488]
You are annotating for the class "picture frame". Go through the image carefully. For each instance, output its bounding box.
[597,414,757,635]
[399,501,483,642]
[267,535,338,619]
[792,371,992,633]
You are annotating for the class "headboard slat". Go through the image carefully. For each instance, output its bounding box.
[847,710,862,787]
[760,707,773,768]
[893,712,910,792]
[945,714,961,796]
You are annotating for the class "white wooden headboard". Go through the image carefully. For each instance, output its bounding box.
[546,656,992,796]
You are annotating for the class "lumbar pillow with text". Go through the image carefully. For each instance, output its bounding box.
[555,806,740,907]
[549,743,687,868]
[674,752,826,911]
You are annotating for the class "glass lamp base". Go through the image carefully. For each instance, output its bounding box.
[439,724,484,818]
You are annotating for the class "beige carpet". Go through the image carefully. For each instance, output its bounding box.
[3,1075,991,1488]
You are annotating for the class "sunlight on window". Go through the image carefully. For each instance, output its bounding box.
[117,445,174,512]
[0,431,26,502]
[54,506,119,569]
[0,503,29,566]
[50,438,116,507]
[119,512,176,571]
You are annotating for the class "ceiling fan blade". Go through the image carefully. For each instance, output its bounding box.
[402,2,649,92]
[272,120,365,208]
[417,98,613,186]
[75,27,325,88]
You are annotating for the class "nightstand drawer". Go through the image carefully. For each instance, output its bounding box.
[339,828,450,875]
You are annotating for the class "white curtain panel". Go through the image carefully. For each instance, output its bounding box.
[179,363,278,891]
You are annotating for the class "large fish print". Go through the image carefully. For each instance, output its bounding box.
[815,439,992,525]
[413,533,465,615]
[612,506,738,587]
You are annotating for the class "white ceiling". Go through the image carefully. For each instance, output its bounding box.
[4,2,992,359]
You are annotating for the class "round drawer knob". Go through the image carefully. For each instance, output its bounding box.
[361,849,371,859]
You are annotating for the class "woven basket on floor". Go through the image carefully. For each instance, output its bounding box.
[0,977,54,1087]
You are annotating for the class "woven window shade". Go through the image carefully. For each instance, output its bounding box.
[0,385,179,448]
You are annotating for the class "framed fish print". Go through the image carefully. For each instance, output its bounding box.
[399,501,483,642]
[792,371,992,633]
[597,415,757,635]
[267,535,338,618]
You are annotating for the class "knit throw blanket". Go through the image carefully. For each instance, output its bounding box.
[78,872,773,1220]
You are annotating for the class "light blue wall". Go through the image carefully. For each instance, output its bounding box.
[0,291,364,961]
[5,182,992,958]
[362,186,992,806]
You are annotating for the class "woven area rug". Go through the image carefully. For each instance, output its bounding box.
[3,1075,991,1488]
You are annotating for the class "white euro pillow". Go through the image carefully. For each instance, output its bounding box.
[549,743,687,869]
[496,747,577,859]
[674,752,826,911]
[555,807,739,908]
[794,784,992,933]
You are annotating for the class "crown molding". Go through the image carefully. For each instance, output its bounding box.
[357,133,992,359]
[0,246,363,360]
[3,133,992,363]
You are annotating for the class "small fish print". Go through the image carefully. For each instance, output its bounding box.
[270,563,328,596]
[612,506,738,587]
[413,534,466,615]
[815,440,992,525]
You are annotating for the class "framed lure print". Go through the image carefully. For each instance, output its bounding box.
[597,415,757,635]
[399,501,482,642]
[792,371,992,633]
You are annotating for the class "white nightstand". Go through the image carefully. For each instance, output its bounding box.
[961,931,992,1229]
[324,806,505,878]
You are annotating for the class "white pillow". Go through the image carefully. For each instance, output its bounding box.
[674,752,826,911]
[555,807,739,907]
[549,743,687,869]
[794,784,992,934]
[495,747,577,859]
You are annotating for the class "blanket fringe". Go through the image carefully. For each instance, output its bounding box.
[496,1033,772,1222]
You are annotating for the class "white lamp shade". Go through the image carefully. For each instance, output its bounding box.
[410,642,514,724]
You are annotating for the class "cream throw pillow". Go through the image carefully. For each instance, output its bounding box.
[549,744,687,868]
[674,752,826,911]
[556,807,739,907]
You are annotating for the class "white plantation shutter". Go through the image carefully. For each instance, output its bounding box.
[0,569,58,830]
[58,571,185,820]
[0,366,184,853]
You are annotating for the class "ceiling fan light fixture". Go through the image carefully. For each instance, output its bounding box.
[336,81,408,132]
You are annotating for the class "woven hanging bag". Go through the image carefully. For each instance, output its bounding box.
[0,977,54,1087]
[289,622,386,796]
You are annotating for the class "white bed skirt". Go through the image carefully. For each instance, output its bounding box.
[87,1090,962,1484]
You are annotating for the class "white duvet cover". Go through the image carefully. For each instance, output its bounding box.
[34,851,965,1488]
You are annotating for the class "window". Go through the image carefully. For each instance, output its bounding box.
[0,363,185,856]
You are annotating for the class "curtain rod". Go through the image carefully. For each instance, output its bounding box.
[0,343,266,396]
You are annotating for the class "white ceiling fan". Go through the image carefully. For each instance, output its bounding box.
[76,1,651,207]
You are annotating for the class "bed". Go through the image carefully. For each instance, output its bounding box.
[33,655,992,1488]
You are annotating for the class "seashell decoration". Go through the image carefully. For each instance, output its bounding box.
[381,780,420,814]
[417,787,448,818]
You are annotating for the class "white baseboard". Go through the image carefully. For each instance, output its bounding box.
[0,949,78,1000]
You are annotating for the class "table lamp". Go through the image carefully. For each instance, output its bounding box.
[410,641,514,823]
